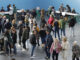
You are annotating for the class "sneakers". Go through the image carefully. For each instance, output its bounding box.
[45,57,50,60]
[30,56,35,58]
[45,57,48,59]
[22,48,26,51]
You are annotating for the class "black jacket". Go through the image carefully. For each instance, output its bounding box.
[22,27,30,41]
[39,29,46,38]
[30,34,36,45]
[69,17,76,27]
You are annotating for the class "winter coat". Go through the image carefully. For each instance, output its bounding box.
[11,31,17,45]
[39,29,46,38]
[22,27,30,41]
[61,41,70,59]
[72,45,80,57]
[5,22,12,30]
[69,17,76,27]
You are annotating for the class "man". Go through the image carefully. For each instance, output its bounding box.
[1,6,5,12]
[1,16,6,33]
[30,30,37,58]
[21,9,26,23]
[59,16,66,37]
[22,25,30,50]
[18,21,24,45]
[45,29,53,60]
[13,4,17,21]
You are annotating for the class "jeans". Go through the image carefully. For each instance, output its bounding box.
[41,37,46,44]
[61,28,66,37]
[31,45,36,56]
[72,54,79,60]
[45,47,50,59]
[5,41,12,54]
[54,29,60,40]
[70,27,74,37]
[52,50,58,60]
[19,35,22,45]
[13,44,17,54]
[22,40,26,49]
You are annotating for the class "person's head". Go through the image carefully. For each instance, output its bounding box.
[55,17,58,21]
[60,16,63,19]
[54,38,59,43]
[50,14,53,18]
[22,9,24,12]
[71,16,74,19]
[46,29,50,35]
[33,30,37,35]
[33,26,36,30]
[9,4,11,7]
[6,19,9,23]
[12,19,16,24]
[62,37,67,42]
[73,41,77,46]
[3,16,6,19]
[13,4,15,7]
[19,21,22,24]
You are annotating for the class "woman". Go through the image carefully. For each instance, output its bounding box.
[11,27,17,55]
[12,19,17,29]
[61,37,70,60]
[48,14,54,25]
[50,38,62,60]
[72,41,80,60]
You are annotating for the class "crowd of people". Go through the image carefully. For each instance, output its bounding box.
[0,4,80,60]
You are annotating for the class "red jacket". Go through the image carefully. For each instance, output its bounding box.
[48,17,54,25]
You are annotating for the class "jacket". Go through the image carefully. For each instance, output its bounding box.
[69,17,76,27]
[50,42,61,54]
[45,34,53,49]
[48,17,54,25]
[30,34,36,45]
[22,27,30,41]
[72,45,80,57]
[59,19,66,29]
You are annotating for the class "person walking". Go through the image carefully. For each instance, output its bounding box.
[45,29,53,60]
[50,38,62,60]
[61,37,70,60]
[30,30,37,58]
[72,41,80,60]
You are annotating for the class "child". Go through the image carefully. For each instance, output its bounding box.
[50,38,62,60]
